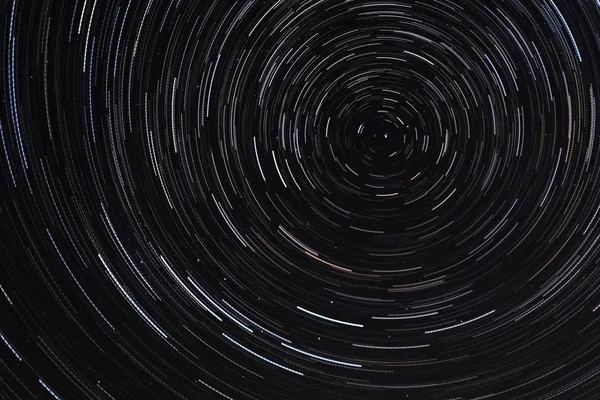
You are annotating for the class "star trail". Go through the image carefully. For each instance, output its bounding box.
[1,0,600,399]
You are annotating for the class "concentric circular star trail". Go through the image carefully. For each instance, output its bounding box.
[1,0,600,399]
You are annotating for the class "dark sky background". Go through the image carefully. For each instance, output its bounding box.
[2,0,600,399]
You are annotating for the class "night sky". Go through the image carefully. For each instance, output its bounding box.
[1,0,600,399]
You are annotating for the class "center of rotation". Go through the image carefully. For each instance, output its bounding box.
[354,115,408,161]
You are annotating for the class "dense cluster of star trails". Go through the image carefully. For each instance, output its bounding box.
[1,0,600,399]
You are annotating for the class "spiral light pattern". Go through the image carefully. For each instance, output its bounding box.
[2,0,600,399]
